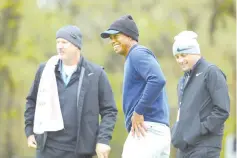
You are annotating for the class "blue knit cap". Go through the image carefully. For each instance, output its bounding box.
[56,25,82,49]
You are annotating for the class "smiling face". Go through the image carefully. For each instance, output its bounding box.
[109,33,132,57]
[175,53,201,72]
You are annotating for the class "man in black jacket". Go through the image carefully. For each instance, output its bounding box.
[24,25,118,158]
[171,31,230,158]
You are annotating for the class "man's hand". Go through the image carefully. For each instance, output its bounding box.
[27,135,37,148]
[96,143,111,158]
[131,112,147,138]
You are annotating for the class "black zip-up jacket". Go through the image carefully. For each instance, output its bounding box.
[24,56,118,155]
[171,58,230,151]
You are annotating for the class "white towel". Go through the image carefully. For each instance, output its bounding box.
[33,55,64,134]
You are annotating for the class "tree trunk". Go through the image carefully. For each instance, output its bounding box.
[0,0,21,157]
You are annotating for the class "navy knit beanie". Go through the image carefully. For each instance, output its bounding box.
[56,25,82,49]
[101,15,139,41]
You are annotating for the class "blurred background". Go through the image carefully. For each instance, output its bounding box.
[0,0,236,157]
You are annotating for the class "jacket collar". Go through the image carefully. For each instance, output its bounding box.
[55,56,84,73]
[184,57,204,76]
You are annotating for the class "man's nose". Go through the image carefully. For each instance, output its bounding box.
[109,38,115,45]
[177,58,184,64]
[57,43,64,49]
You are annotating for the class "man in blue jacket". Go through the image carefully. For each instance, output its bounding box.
[100,15,170,158]
[171,31,230,158]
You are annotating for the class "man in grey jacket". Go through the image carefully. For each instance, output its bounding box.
[24,25,118,158]
[171,31,230,158]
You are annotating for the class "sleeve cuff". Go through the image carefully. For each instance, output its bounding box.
[25,126,34,138]
[134,105,145,115]
[97,139,110,146]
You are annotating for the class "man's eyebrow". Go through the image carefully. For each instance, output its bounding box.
[175,54,180,57]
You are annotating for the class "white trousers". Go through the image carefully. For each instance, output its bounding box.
[122,121,171,158]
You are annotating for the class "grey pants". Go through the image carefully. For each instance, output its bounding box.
[36,146,92,158]
[176,147,221,158]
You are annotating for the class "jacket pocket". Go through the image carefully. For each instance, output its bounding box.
[171,121,188,150]
[183,114,202,145]
[79,115,99,154]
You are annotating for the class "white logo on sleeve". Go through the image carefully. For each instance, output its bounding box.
[196,72,203,76]
[88,73,94,76]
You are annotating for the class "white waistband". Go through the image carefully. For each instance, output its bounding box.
[144,121,169,130]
